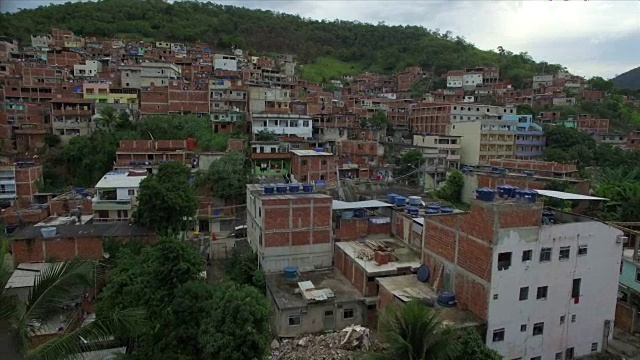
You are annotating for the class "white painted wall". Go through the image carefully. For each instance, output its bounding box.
[463,73,483,87]
[486,221,622,360]
[116,187,138,201]
[447,75,462,88]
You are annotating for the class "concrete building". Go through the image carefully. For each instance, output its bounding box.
[420,193,623,360]
[249,87,291,114]
[213,54,238,71]
[446,71,463,88]
[120,63,181,88]
[252,113,313,139]
[533,74,554,89]
[92,170,147,222]
[50,98,95,142]
[246,184,333,273]
[250,140,292,178]
[594,134,627,149]
[113,139,196,174]
[412,134,462,189]
[503,114,545,159]
[0,161,43,202]
[462,72,483,90]
[290,149,335,184]
[449,118,516,166]
[73,60,103,78]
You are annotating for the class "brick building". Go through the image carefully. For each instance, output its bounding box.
[0,161,43,203]
[576,114,610,135]
[335,140,384,179]
[50,98,95,142]
[627,131,640,150]
[245,184,333,273]
[290,149,336,184]
[114,139,196,173]
[409,103,451,134]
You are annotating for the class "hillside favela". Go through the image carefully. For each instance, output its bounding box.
[1,0,640,359]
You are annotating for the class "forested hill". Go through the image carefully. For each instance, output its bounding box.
[0,0,563,86]
[613,66,640,89]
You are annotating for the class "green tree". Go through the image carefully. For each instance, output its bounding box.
[96,105,122,132]
[224,248,265,291]
[435,170,464,203]
[134,162,197,235]
[63,131,119,187]
[201,152,252,202]
[360,111,389,130]
[43,133,61,148]
[587,76,614,92]
[255,129,278,141]
[454,328,501,360]
[198,281,271,360]
[394,149,424,183]
[516,104,535,116]
[360,301,460,360]
[0,251,142,360]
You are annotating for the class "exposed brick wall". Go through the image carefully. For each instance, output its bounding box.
[455,273,489,319]
[335,218,368,241]
[615,302,634,333]
[227,138,245,152]
[262,195,332,247]
[477,173,591,196]
[290,154,336,183]
[487,159,577,174]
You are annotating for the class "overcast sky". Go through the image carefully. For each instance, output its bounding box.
[2,0,639,79]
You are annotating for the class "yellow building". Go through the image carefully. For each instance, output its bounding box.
[108,93,138,109]
[449,119,516,166]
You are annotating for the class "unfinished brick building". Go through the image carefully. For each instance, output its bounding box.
[114,139,196,173]
[290,149,336,184]
[409,103,452,134]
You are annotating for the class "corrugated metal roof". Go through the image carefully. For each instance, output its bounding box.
[534,190,607,201]
[332,200,394,211]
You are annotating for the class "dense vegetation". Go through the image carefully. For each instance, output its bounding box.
[613,66,640,89]
[0,0,562,86]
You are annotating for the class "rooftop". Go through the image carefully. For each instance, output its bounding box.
[266,268,363,310]
[291,150,333,156]
[5,262,61,289]
[10,222,155,240]
[94,171,147,189]
[534,189,607,201]
[35,215,94,227]
[332,200,394,211]
[336,238,421,276]
[376,275,482,328]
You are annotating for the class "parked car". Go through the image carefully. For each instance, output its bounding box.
[228,225,247,238]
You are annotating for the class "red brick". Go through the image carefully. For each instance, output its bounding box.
[455,273,489,319]
[457,235,493,281]
[311,230,330,244]
[291,231,310,246]
[424,224,456,262]
[264,232,289,247]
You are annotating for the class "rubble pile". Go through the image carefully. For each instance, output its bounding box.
[271,325,383,360]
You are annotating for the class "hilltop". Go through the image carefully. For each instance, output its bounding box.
[0,0,563,86]
[613,66,640,89]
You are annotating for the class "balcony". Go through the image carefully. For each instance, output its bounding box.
[92,217,130,223]
[515,139,546,146]
[92,200,132,211]
[446,154,461,161]
[51,109,92,117]
[52,121,90,129]
[515,150,544,157]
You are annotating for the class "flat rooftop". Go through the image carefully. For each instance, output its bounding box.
[376,275,481,328]
[94,171,147,189]
[266,268,363,310]
[10,222,155,240]
[35,215,94,227]
[336,237,421,276]
[246,184,332,199]
[291,149,333,156]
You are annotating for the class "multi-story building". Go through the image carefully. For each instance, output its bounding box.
[450,118,516,166]
[290,149,335,184]
[249,87,291,114]
[50,98,95,142]
[0,161,43,203]
[445,71,463,88]
[503,114,545,159]
[73,60,103,78]
[336,140,384,180]
[92,169,147,222]
[251,140,292,178]
[82,81,110,103]
[412,134,462,187]
[576,114,610,135]
[409,103,451,134]
[594,134,627,149]
[213,54,238,71]
[252,113,313,139]
[533,74,554,89]
[420,194,623,359]
[627,131,640,150]
[245,183,333,272]
[120,62,181,88]
[0,37,19,61]
[113,139,196,174]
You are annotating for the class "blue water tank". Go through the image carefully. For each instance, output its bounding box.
[408,196,422,206]
[523,190,538,203]
[387,193,398,204]
[394,196,406,206]
[314,147,324,152]
[289,184,300,193]
[283,266,298,279]
[425,209,440,215]
[263,185,275,194]
[427,204,441,211]
[437,291,457,307]
[406,206,419,217]
[497,185,512,198]
[440,207,454,214]
[491,166,500,172]
[461,166,474,174]
[5,224,18,234]
[476,187,496,202]
[353,208,366,218]
[276,184,288,194]
[302,184,314,193]
[74,187,85,194]
[417,264,430,283]
[514,189,524,200]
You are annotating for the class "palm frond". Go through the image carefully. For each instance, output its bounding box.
[28,307,145,360]
[25,260,94,324]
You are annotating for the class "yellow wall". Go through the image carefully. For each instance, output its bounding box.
[108,94,138,108]
[449,121,481,166]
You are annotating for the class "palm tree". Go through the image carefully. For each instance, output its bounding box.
[360,300,461,360]
[96,106,120,132]
[0,242,142,360]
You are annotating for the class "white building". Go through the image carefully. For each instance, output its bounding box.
[73,60,102,78]
[462,73,483,90]
[533,74,554,89]
[447,74,463,88]
[120,63,181,88]
[91,170,147,222]
[252,113,313,139]
[214,54,238,71]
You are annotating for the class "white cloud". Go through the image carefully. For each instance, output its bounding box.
[3,0,639,78]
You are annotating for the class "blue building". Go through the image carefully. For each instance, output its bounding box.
[502,114,545,159]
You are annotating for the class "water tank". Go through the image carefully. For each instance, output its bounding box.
[187,137,196,151]
[353,208,366,218]
[490,166,500,172]
[302,184,314,193]
[425,209,440,215]
[387,193,398,204]
[263,185,275,194]
[427,203,441,212]
[417,264,430,283]
[497,185,512,198]
[440,207,454,214]
[436,291,457,307]
[461,166,474,173]
[523,189,538,203]
[408,196,422,206]
[341,210,354,220]
[406,206,419,217]
[394,196,406,207]
[475,187,496,202]
[5,224,18,234]
[314,147,324,152]
[283,266,298,279]
[289,184,300,193]
[74,187,85,194]
[276,184,288,194]
[514,189,525,201]
[40,227,57,238]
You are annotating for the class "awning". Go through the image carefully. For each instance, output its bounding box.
[534,190,608,201]
[332,200,394,211]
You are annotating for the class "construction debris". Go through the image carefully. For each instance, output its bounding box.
[272,325,383,360]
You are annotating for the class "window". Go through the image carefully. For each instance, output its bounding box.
[559,246,571,260]
[536,286,548,300]
[128,189,135,196]
[321,160,327,165]
[301,160,308,166]
[532,322,544,336]
[320,175,325,181]
[497,252,512,271]
[578,245,588,256]
[566,347,575,359]
[520,324,527,332]
[571,314,576,323]
[555,353,562,360]
[540,247,552,262]
[636,268,640,283]
[591,342,598,352]
[343,308,354,319]
[288,315,301,326]
[560,315,565,324]
[519,287,529,301]
[324,310,334,317]
[531,357,541,360]
[492,328,505,342]
[571,278,581,298]
[522,249,532,262]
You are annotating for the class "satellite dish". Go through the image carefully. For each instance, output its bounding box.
[103,252,110,259]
